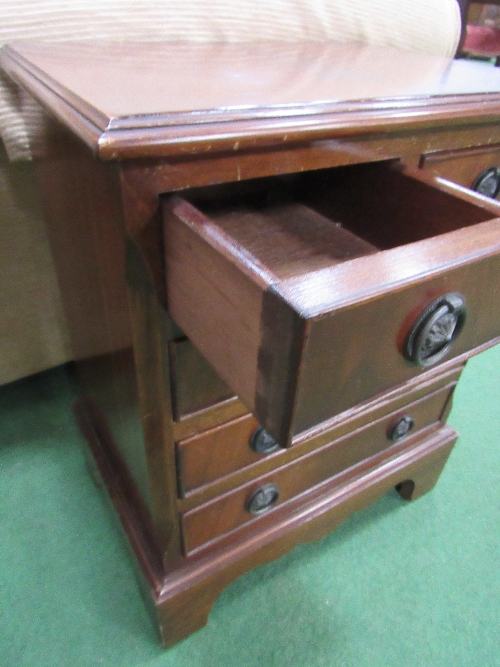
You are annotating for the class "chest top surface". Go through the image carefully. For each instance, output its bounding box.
[3,41,500,160]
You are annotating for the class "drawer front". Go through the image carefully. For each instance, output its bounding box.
[181,382,454,553]
[420,145,500,196]
[163,161,500,446]
[291,257,499,436]
[177,414,259,495]
[169,338,234,420]
[176,364,462,497]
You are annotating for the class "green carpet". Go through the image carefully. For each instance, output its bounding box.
[1,348,499,667]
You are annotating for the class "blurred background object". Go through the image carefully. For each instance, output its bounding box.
[460,1,500,64]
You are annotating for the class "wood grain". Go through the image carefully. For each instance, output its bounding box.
[163,162,500,444]
[4,41,500,159]
[169,338,234,420]
[181,383,456,553]
[5,39,500,646]
[80,385,457,646]
[177,364,463,503]
[421,143,500,191]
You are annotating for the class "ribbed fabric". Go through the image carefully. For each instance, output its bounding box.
[0,144,71,385]
[0,0,461,160]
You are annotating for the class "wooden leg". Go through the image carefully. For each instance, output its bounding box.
[395,439,454,501]
[156,584,219,647]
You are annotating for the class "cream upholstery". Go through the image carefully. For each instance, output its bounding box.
[0,144,71,385]
[0,0,462,384]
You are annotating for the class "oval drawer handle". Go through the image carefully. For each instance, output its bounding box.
[472,167,500,199]
[405,293,467,367]
[249,427,280,454]
[388,414,415,441]
[246,483,280,515]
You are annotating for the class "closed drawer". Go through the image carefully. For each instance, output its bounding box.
[177,413,259,495]
[176,364,461,497]
[420,145,500,197]
[180,381,454,553]
[163,161,500,446]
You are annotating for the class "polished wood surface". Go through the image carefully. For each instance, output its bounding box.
[172,396,249,442]
[421,143,500,188]
[181,383,455,553]
[4,41,500,159]
[0,41,478,119]
[177,365,462,500]
[163,161,500,444]
[3,40,500,647]
[177,413,259,496]
[177,361,463,509]
[169,338,234,420]
[83,392,457,646]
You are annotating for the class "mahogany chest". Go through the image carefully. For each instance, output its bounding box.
[2,41,500,646]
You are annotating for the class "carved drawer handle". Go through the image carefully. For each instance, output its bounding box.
[246,483,280,514]
[404,293,467,367]
[472,167,500,199]
[249,427,280,454]
[388,414,415,441]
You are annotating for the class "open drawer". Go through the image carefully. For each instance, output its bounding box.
[162,161,500,446]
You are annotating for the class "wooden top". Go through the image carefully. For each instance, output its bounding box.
[3,40,500,160]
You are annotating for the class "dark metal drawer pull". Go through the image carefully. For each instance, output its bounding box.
[472,167,500,199]
[249,427,280,454]
[388,414,415,441]
[405,293,467,367]
[246,483,280,514]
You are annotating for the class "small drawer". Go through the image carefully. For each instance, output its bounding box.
[176,365,461,497]
[163,161,500,446]
[420,145,500,197]
[177,414,259,495]
[180,382,454,553]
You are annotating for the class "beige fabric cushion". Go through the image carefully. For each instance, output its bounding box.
[0,144,71,384]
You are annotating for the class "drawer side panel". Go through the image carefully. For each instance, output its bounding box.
[163,203,263,411]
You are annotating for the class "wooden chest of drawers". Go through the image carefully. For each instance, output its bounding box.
[2,41,500,647]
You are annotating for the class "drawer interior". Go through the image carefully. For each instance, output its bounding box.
[164,160,500,445]
[185,161,497,280]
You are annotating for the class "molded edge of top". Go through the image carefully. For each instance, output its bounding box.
[3,42,500,161]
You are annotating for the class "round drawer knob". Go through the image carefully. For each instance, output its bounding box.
[388,414,415,441]
[249,427,280,454]
[246,483,280,514]
[472,167,500,199]
[404,293,467,367]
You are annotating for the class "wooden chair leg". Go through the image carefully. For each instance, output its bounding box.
[395,439,454,501]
